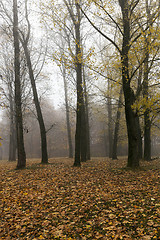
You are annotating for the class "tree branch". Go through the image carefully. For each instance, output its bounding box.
[78,4,122,54]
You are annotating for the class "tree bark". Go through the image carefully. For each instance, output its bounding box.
[119,0,140,168]
[137,68,143,160]
[144,109,151,160]
[74,56,83,166]
[73,2,85,166]
[137,116,143,159]
[74,44,83,166]
[13,0,26,169]
[9,125,17,161]
[124,86,139,168]
[143,0,151,161]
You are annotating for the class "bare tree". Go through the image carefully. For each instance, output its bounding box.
[18,0,48,164]
[13,0,26,168]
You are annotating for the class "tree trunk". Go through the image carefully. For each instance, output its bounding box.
[84,102,91,160]
[22,43,48,164]
[144,110,151,161]
[124,91,140,168]
[63,70,73,158]
[107,81,113,158]
[13,0,26,169]
[83,67,90,160]
[63,0,86,166]
[80,97,87,162]
[137,68,143,160]
[9,116,17,161]
[137,116,143,159]
[74,66,82,166]
[103,128,108,157]
[9,93,17,161]
[143,0,151,161]
[74,54,83,166]
[143,47,151,161]
[112,87,123,160]
[119,0,139,168]
[73,3,85,166]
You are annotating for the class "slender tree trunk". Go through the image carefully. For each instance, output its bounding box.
[9,127,17,161]
[143,0,151,161]
[112,87,123,160]
[137,116,143,159]
[29,132,33,158]
[13,0,26,169]
[74,51,84,165]
[107,81,113,158]
[74,58,83,166]
[63,0,85,165]
[22,43,48,164]
[73,3,85,166]
[84,87,90,160]
[143,48,151,162]
[63,70,73,158]
[119,0,139,168]
[83,67,90,160]
[144,109,151,160]
[103,128,108,157]
[8,89,17,161]
[137,68,143,160]
[108,100,113,158]
[9,102,17,161]
[80,96,87,162]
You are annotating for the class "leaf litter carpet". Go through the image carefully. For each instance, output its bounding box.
[0,158,160,239]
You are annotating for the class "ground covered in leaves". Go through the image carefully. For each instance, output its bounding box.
[0,157,160,240]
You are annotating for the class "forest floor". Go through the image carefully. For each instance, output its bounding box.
[0,157,160,240]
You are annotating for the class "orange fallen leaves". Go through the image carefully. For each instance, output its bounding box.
[0,158,160,239]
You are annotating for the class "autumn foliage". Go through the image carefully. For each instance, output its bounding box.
[0,158,160,239]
